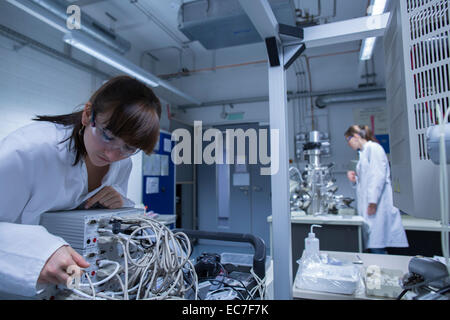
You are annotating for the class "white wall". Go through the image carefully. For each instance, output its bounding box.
[0,1,108,141]
[0,39,98,136]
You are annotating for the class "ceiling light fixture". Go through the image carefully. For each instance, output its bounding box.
[369,0,388,16]
[360,36,377,61]
[63,31,160,88]
[359,0,387,61]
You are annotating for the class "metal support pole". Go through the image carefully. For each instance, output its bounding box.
[239,0,293,300]
[267,46,293,300]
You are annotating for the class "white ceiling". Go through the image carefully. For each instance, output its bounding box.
[67,0,373,72]
[2,0,384,105]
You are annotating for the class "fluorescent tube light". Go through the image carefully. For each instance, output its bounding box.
[369,0,388,16]
[359,0,387,61]
[360,37,377,60]
[63,31,160,88]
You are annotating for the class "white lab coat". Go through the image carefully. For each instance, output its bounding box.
[355,141,408,250]
[0,121,134,296]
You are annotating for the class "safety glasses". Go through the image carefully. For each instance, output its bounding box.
[90,111,140,157]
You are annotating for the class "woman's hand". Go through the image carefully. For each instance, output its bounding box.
[367,203,377,216]
[38,245,89,285]
[85,186,124,209]
[347,170,357,183]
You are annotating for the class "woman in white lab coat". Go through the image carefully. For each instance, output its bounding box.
[345,125,408,254]
[0,75,161,296]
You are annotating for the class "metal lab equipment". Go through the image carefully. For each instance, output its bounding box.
[291,131,355,216]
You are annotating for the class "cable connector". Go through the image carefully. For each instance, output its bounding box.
[97,264,123,279]
[97,236,114,245]
[110,219,122,234]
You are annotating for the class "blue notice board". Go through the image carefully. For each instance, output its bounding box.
[375,134,390,154]
[142,130,175,219]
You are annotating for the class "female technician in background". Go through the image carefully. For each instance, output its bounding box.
[0,75,161,297]
[345,125,408,254]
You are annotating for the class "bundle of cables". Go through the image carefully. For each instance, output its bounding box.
[194,258,267,300]
[63,215,198,300]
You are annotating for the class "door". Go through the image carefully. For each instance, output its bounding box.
[196,123,272,254]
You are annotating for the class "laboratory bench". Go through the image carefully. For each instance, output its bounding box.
[267,213,447,276]
[292,250,413,300]
[389,215,448,257]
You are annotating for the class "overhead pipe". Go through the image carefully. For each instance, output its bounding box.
[178,88,386,110]
[315,88,386,108]
[296,0,337,24]
[9,0,131,54]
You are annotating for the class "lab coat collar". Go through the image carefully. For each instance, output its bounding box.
[54,124,78,165]
[80,157,121,200]
[52,124,123,201]
[360,140,372,153]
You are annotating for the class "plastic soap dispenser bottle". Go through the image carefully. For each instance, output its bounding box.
[305,224,322,256]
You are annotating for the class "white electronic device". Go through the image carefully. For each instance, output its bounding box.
[427,124,450,165]
[40,207,144,251]
[39,208,145,287]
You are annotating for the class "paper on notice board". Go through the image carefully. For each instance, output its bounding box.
[143,154,161,176]
[164,138,172,153]
[160,155,169,176]
[146,177,159,194]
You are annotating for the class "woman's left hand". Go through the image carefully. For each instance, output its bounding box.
[85,186,124,209]
[367,203,377,216]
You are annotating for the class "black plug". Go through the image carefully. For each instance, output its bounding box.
[110,219,121,234]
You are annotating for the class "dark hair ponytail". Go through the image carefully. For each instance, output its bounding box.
[34,110,86,165]
[344,125,378,143]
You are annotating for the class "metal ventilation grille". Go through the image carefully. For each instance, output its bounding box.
[408,0,449,160]
[407,0,437,12]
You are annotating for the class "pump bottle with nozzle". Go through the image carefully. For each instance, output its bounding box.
[305,224,322,257]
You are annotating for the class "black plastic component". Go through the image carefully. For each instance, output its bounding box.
[303,142,321,151]
[174,229,266,280]
[265,37,280,67]
[402,257,450,290]
[342,197,355,207]
[284,43,306,70]
[278,23,304,39]
[194,252,222,279]
[110,219,121,235]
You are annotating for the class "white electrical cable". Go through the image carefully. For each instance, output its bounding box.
[70,288,102,300]
[248,268,267,300]
[63,215,196,300]
[116,239,129,300]
[79,260,121,287]
[84,271,96,299]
